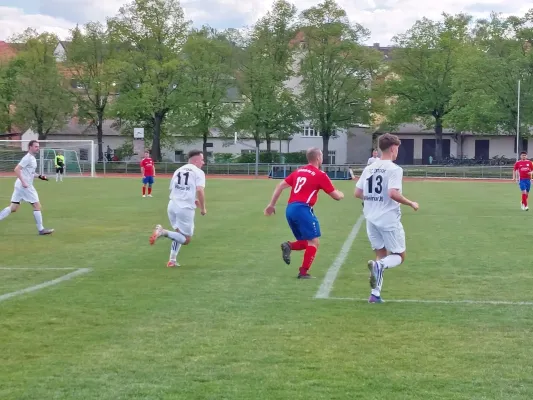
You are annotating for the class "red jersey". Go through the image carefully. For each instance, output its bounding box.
[514,160,533,180]
[284,165,335,207]
[140,157,155,177]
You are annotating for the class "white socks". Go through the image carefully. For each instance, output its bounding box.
[371,255,403,297]
[33,210,44,231]
[0,207,11,221]
[170,241,182,262]
[165,230,186,244]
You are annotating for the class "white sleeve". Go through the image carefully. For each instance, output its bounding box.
[355,168,367,189]
[388,167,403,190]
[169,172,176,190]
[367,158,372,165]
[196,170,206,188]
[18,155,30,168]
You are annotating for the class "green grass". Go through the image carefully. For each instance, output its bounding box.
[0,176,532,399]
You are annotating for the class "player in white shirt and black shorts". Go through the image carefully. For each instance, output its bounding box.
[355,134,419,303]
[0,140,54,235]
[149,149,207,267]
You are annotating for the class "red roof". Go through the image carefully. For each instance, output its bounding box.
[0,41,18,62]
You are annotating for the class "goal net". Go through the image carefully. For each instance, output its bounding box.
[268,164,353,180]
[0,139,96,177]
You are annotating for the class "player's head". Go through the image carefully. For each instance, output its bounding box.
[187,149,205,168]
[27,140,39,155]
[306,147,323,167]
[144,150,150,158]
[521,151,528,160]
[378,133,401,160]
[372,149,378,157]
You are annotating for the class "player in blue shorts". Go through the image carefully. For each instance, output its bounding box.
[140,151,156,197]
[513,151,533,211]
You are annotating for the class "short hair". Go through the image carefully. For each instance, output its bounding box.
[306,147,322,162]
[144,149,150,154]
[378,133,401,152]
[28,140,38,148]
[521,151,527,155]
[187,149,203,159]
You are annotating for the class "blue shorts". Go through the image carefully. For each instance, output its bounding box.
[285,202,321,241]
[519,179,531,192]
[142,176,154,185]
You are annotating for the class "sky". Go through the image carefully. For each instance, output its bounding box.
[0,0,529,45]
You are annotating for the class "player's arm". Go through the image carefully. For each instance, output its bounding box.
[267,180,291,209]
[388,169,418,210]
[513,163,519,180]
[354,170,366,199]
[196,172,207,215]
[321,174,343,200]
[140,161,145,176]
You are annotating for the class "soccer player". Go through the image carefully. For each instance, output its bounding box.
[513,151,533,211]
[149,150,207,267]
[355,133,418,303]
[55,151,65,182]
[367,149,380,165]
[0,140,54,235]
[264,147,344,279]
[140,150,156,197]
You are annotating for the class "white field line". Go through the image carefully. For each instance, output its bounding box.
[314,214,365,299]
[0,267,76,270]
[326,297,533,306]
[0,268,92,303]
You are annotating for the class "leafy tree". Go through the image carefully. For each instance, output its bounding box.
[108,0,190,161]
[297,0,381,163]
[383,13,471,162]
[66,22,119,161]
[11,29,72,140]
[448,11,533,151]
[0,60,20,133]
[166,26,235,162]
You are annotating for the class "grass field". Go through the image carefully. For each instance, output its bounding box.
[1,175,532,400]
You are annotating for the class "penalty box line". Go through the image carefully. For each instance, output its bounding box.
[314,214,365,299]
[0,268,92,303]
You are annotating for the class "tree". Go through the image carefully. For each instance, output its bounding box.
[233,0,303,153]
[297,0,381,163]
[66,22,119,161]
[384,13,471,162]
[11,29,72,140]
[448,11,533,152]
[108,0,190,161]
[0,60,20,133]
[166,26,235,162]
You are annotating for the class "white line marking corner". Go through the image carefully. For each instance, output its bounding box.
[314,214,365,299]
[0,268,92,303]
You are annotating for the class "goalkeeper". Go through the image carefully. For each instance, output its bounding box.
[55,151,65,182]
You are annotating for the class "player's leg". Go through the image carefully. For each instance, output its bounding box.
[27,188,54,235]
[142,177,147,197]
[524,180,531,210]
[365,221,386,296]
[1,188,25,221]
[56,167,60,182]
[281,204,308,265]
[147,176,154,197]
[296,207,321,279]
[519,180,528,210]
[59,167,64,182]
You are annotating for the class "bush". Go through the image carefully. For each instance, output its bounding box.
[284,152,307,164]
[214,153,236,163]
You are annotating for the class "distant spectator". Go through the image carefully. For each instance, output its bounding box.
[367,149,380,165]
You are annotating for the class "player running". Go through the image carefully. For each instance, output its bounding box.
[355,134,418,303]
[0,140,54,235]
[140,150,156,197]
[149,150,207,268]
[264,147,344,279]
[513,151,533,211]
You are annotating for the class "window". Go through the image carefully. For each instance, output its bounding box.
[79,148,88,161]
[174,150,184,162]
[514,138,528,153]
[328,150,336,165]
[302,126,319,137]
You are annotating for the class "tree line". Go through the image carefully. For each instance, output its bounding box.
[0,0,532,163]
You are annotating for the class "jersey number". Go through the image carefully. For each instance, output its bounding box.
[176,171,190,185]
[294,177,307,193]
[366,174,383,194]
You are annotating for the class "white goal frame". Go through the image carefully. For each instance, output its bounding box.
[0,139,96,177]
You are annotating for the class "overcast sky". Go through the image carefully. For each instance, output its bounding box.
[0,0,529,45]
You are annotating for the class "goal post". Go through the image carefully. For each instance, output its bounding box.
[0,139,96,177]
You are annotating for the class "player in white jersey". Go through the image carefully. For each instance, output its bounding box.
[367,149,380,165]
[149,149,207,267]
[0,140,54,235]
[355,133,418,303]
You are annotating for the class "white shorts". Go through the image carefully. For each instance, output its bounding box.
[11,186,40,204]
[167,201,195,237]
[366,220,406,254]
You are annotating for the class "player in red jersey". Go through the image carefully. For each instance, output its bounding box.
[264,147,344,278]
[140,150,156,197]
[513,151,533,210]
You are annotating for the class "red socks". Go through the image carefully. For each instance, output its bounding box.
[523,193,528,206]
[299,245,317,275]
[142,186,146,195]
[148,187,152,195]
[289,240,308,251]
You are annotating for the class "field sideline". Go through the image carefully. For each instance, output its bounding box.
[1,176,532,399]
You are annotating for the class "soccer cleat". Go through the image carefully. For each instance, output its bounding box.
[297,273,314,279]
[149,224,164,245]
[368,294,384,303]
[367,260,382,289]
[167,260,180,268]
[143,195,146,198]
[281,242,291,265]
[39,228,54,235]
[148,194,153,198]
